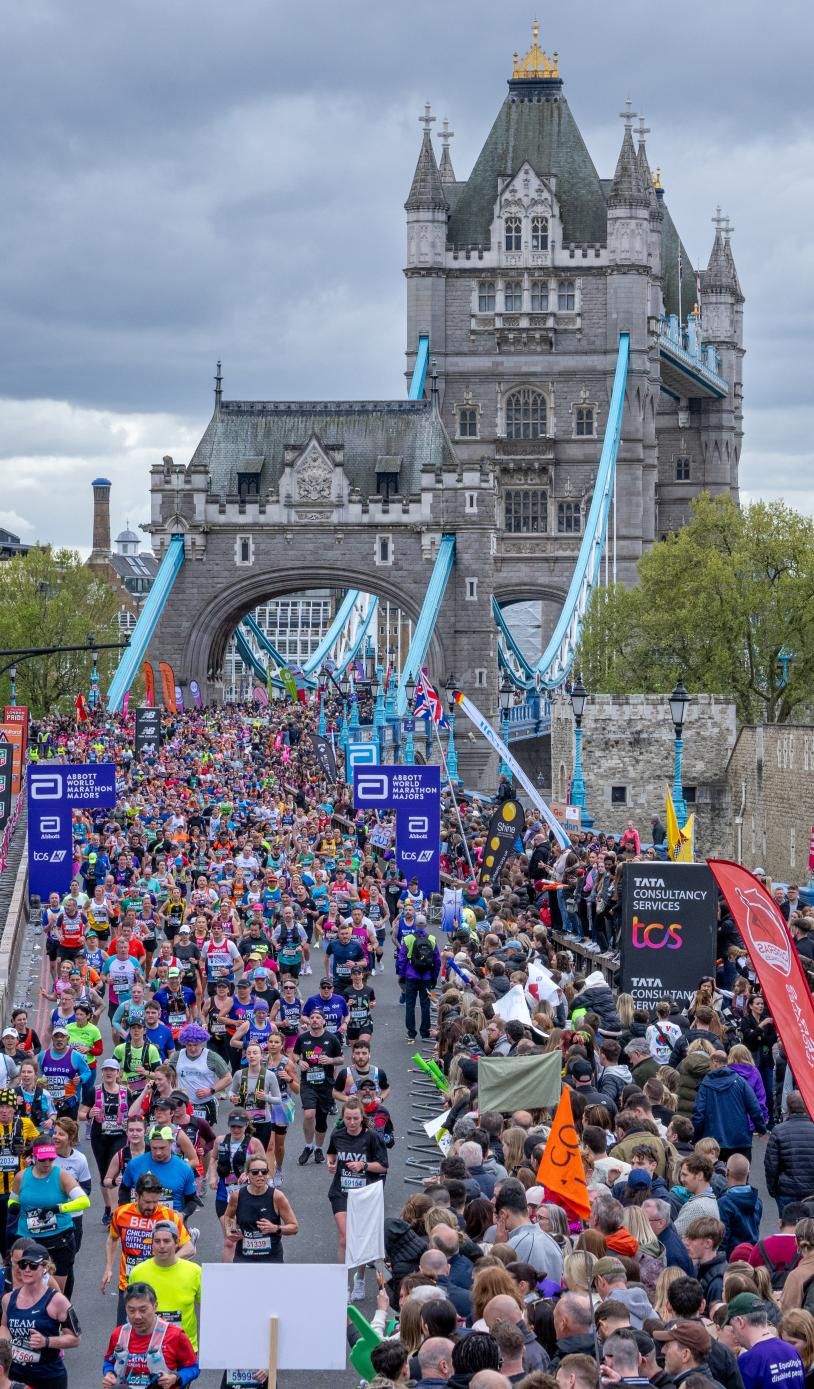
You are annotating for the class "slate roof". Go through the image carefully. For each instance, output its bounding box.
[405,131,448,212]
[110,552,160,581]
[703,230,743,299]
[609,127,650,208]
[190,400,457,499]
[660,200,698,320]
[446,93,608,249]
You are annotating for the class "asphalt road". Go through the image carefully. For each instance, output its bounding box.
[16,922,428,1389]
[12,919,781,1389]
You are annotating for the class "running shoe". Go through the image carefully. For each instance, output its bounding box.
[297,1146,313,1166]
[102,1209,112,1227]
[188,1227,200,1248]
[314,1147,325,1164]
[350,1273,366,1302]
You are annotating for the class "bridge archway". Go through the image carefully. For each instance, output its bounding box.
[181,565,447,691]
[493,585,568,667]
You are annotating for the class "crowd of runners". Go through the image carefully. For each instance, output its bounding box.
[0,700,811,1389]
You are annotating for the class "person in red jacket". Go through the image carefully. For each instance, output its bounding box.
[103,1281,199,1386]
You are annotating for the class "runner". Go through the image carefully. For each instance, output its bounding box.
[326,1096,388,1296]
[224,1155,298,1264]
[292,1010,343,1166]
[208,1111,266,1257]
[1,1242,81,1389]
[10,1142,90,1292]
[102,1281,198,1387]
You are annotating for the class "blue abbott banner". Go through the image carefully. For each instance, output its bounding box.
[28,765,117,899]
[354,765,441,897]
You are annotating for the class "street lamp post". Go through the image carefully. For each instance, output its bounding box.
[339,672,350,758]
[8,664,16,708]
[403,673,416,765]
[88,633,99,710]
[498,675,514,783]
[669,678,689,826]
[317,678,327,737]
[569,673,587,813]
[443,673,460,784]
[349,679,361,736]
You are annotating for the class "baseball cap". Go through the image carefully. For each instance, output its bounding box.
[179,925,191,934]
[627,1169,652,1189]
[653,1323,711,1356]
[722,1293,768,1324]
[525,1186,546,1208]
[101,1058,121,1070]
[236,977,252,987]
[167,967,181,978]
[252,998,270,1013]
[570,1059,593,1081]
[2,1028,18,1040]
[51,1024,69,1036]
[228,1109,249,1126]
[33,1143,57,1160]
[148,1125,174,1142]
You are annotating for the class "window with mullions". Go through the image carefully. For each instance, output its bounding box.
[505,388,547,440]
[676,456,691,480]
[504,489,548,534]
[458,408,478,439]
[504,281,523,312]
[575,407,595,437]
[478,281,496,312]
[558,279,576,311]
[531,216,549,252]
[558,501,581,534]
[530,281,549,312]
[505,216,522,251]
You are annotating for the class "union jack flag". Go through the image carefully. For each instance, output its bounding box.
[414,672,448,727]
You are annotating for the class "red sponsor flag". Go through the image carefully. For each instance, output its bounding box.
[709,859,814,1117]
[74,694,88,723]
[158,662,177,713]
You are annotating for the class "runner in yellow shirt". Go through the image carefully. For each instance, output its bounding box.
[127,1219,201,1347]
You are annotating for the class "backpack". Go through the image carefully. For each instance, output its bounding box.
[408,935,435,974]
[755,1238,799,1292]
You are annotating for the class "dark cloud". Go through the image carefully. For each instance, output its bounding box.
[0,0,810,538]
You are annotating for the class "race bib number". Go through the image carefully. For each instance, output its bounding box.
[242,1233,271,1254]
[341,1172,365,1191]
[11,1345,40,1365]
[307,1067,325,1084]
[192,1105,209,1121]
[27,1207,58,1235]
[169,1011,187,1028]
[0,1154,18,1170]
[102,1119,124,1135]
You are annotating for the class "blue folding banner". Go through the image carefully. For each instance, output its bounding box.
[28,764,117,899]
[353,765,441,897]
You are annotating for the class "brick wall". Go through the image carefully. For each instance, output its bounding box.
[727,725,814,883]
[549,693,737,855]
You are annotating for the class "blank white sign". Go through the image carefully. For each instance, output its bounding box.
[199,1263,348,1371]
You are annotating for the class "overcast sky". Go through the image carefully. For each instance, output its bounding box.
[1,0,811,552]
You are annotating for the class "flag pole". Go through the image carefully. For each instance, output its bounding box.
[429,716,475,881]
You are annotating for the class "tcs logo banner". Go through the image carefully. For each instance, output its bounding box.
[631,915,683,950]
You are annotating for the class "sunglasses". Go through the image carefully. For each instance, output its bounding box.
[249,1167,269,1176]
[17,1258,46,1271]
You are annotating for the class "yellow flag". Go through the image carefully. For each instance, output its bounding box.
[666,787,693,862]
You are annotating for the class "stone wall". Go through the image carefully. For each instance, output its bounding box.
[727,725,814,883]
[549,693,737,855]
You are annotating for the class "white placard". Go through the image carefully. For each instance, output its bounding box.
[422,1108,451,1139]
[345,1180,385,1268]
[199,1263,348,1370]
[526,960,563,1005]
[493,983,532,1025]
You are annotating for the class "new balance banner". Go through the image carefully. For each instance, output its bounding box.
[480,799,525,888]
[142,661,156,707]
[353,764,441,897]
[28,764,117,899]
[309,733,337,785]
[709,859,814,1118]
[135,707,162,761]
[158,661,177,713]
[0,743,12,830]
[620,862,716,1010]
[451,690,570,850]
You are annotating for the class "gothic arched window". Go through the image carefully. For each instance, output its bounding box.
[532,216,549,252]
[505,388,547,441]
[505,216,522,252]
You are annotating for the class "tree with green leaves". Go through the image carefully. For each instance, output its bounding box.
[0,548,121,716]
[576,494,814,723]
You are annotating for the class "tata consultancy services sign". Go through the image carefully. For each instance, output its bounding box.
[28,765,117,900]
[620,862,716,1010]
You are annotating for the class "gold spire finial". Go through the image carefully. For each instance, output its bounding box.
[512,20,559,80]
[652,167,662,191]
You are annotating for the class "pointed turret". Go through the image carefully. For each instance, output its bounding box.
[405,105,448,211]
[705,217,734,292]
[635,116,661,222]
[609,120,650,208]
[438,118,456,185]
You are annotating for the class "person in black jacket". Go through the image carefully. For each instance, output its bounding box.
[739,995,778,1109]
[765,1092,814,1217]
[384,1195,430,1301]
[668,1006,723,1068]
[663,1277,744,1389]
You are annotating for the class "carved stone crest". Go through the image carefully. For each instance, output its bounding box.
[295,444,334,501]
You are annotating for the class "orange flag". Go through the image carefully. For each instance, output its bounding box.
[536,1085,591,1221]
